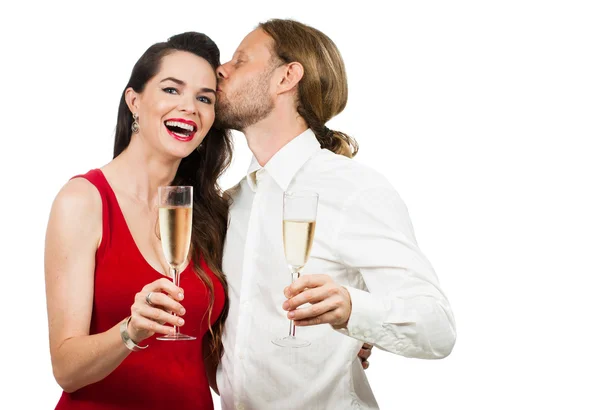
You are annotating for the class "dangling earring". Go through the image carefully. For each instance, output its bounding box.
[131,113,140,134]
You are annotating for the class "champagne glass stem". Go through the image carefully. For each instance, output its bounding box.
[288,268,301,338]
[171,266,179,334]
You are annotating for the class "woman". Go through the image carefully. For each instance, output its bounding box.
[44,32,232,409]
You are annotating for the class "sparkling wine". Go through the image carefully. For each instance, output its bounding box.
[283,219,316,270]
[159,206,192,269]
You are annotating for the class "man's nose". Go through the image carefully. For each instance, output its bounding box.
[216,64,228,79]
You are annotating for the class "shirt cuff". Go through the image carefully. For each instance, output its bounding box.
[335,286,387,343]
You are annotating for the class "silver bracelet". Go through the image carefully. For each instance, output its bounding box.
[120,316,148,352]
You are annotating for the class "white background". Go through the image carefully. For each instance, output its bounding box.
[1,0,599,408]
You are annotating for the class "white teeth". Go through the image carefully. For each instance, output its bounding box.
[165,120,194,132]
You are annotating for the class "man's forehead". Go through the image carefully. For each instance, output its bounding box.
[235,29,273,57]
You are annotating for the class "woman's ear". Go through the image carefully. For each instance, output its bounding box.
[125,87,139,114]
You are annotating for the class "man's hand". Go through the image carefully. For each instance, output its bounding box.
[283,274,352,329]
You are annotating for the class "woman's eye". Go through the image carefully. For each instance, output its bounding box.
[162,87,178,94]
[197,96,212,104]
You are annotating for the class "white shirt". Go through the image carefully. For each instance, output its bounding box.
[217,129,456,410]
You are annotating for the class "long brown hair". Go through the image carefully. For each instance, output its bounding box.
[113,32,231,357]
[259,19,359,158]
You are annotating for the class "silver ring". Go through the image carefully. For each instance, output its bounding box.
[145,292,155,306]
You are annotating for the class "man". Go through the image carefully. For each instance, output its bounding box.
[214,19,456,410]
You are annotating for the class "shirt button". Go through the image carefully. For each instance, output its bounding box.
[364,330,371,338]
[236,403,245,410]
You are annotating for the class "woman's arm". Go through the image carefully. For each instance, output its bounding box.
[45,178,132,392]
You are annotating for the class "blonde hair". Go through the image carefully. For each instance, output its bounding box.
[259,19,359,158]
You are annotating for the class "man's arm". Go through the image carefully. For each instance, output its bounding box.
[285,185,456,359]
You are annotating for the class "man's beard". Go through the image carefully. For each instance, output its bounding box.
[215,68,275,131]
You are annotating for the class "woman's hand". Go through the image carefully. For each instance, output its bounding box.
[128,277,186,343]
[359,343,373,369]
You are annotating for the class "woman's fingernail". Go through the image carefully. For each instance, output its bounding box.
[282,301,290,310]
[288,311,295,319]
[180,308,186,315]
[178,318,184,325]
[178,293,184,300]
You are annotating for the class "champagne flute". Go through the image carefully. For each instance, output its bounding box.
[272,191,319,348]
[156,186,196,341]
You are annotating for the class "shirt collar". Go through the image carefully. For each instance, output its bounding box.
[245,156,262,192]
[246,129,321,192]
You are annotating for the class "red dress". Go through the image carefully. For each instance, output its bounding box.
[55,169,225,410]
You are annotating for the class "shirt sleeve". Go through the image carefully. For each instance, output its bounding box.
[333,184,456,359]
